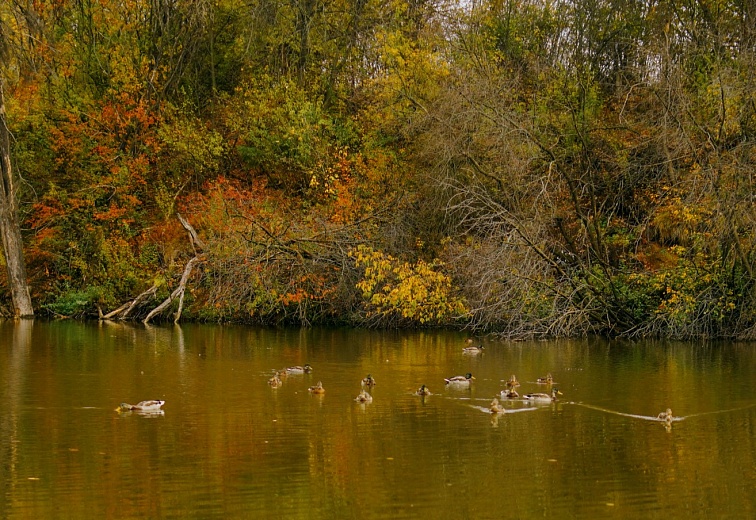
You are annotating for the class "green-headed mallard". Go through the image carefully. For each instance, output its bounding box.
[490,397,504,414]
[416,384,432,396]
[268,372,283,388]
[501,388,519,399]
[445,373,475,388]
[536,373,553,384]
[308,381,325,394]
[523,387,562,402]
[355,389,373,403]
[657,408,673,422]
[285,364,313,375]
[361,374,376,388]
[463,344,484,354]
[506,374,520,388]
[118,400,165,412]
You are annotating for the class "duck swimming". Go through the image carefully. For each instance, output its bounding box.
[536,373,553,384]
[657,408,673,422]
[268,372,283,388]
[523,387,562,402]
[506,374,520,388]
[361,374,376,388]
[445,373,475,388]
[490,397,504,414]
[501,388,519,399]
[463,344,484,354]
[355,389,373,403]
[308,381,325,394]
[118,400,165,412]
[285,364,313,374]
[416,384,432,396]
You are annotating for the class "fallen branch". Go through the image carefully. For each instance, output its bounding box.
[100,283,159,321]
[177,212,205,251]
[143,255,203,325]
[102,214,204,323]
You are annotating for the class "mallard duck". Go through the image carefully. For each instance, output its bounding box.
[355,389,373,403]
[416,384,432,396]
[463,344,484,354]
[361,374,376,388]
[285,364,313,375]
[268,372,283,388]
[490,397,504,414]
[445,373,475,387]
[536,373,553,384]
[657,408,673,422]
[118,400,165,412]
[523,387,562,402]
[501,388,519,399]
[506,374,520,388]
[308,381,325,394]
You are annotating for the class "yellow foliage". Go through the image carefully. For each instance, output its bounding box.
[349,245,468,325]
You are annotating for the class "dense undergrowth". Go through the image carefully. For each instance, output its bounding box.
[2,1,756,339]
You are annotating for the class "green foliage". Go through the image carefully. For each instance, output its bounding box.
[42,286,102,318]
[235,77,359,197]
[646,249,739,335]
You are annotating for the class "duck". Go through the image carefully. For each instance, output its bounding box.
[445,373,475,387]
[361,374,376,388]
[284,364,313,375]
[523,387,562,402]
[308,381,325,394]
[501,388,519,399]
[506,374,520,388]
[463,344,484,354]
[536,373,553,384]
[490,397,504,414]
[657,408,673,422]
[268,372,283,388]
[118,400,165,412]
[416,384,432,396]
[355,389,373,403]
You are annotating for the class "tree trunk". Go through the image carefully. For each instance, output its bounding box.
[0,83,34,318]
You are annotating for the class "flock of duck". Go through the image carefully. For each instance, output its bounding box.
[116,340,675,425]
[453,341,564,414]
[267,363,378,402]
[259,340,569,415]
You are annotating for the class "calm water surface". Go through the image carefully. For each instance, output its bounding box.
[1,321,754,519]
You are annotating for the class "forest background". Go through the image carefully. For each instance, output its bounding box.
[1,0,755,339]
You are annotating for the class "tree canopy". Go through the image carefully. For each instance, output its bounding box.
[1,0,755,338]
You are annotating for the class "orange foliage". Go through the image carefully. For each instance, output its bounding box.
[93,205,131,222]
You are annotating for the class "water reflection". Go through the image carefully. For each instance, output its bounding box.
[0,322,755,518]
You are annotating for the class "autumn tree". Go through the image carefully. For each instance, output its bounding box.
[0,3,38,318]
[408,0,756,338]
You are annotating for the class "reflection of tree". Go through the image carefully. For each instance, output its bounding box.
[0,320,33,509]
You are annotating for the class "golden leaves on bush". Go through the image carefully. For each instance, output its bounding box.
[350,245,468,325]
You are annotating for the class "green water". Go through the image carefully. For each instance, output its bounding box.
[1,321,754,518]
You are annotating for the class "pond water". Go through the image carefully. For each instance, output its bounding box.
[1,321,754,519]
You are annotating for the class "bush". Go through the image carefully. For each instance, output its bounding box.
[350,245,468,327]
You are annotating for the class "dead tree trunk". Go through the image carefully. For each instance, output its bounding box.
[101,214,204,323]
[142,214,205,324]
[143,255,202,324]
[0,82,34,318]
[99,283,159,321]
